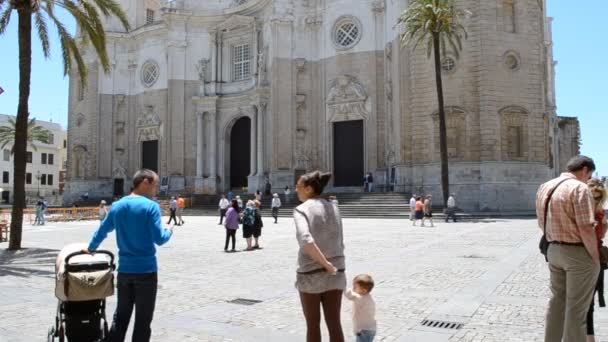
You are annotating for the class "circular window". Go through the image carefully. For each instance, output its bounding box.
[141,61,159,87]
[504,52,520,71]
[441,57,456,73]
[333,16,362,50]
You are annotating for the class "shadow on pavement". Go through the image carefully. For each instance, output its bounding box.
[0,247,59,278]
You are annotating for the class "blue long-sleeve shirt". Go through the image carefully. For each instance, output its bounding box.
[87,195,172,273]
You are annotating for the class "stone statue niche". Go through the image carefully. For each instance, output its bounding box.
[196,58,210,96]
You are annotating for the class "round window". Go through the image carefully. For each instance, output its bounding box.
[441,57,456,72]
[504,52,520,70]
[333,16,362,50]
[141,61,160,87]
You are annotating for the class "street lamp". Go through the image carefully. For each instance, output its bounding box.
[35,171,41,197]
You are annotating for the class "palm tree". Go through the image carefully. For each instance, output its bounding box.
[0,117,52,152]
[397,0,468,208]
[0,0,130,250]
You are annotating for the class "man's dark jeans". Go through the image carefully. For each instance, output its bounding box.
[107,272,158,342]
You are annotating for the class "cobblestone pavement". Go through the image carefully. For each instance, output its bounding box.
[1,214,607,341]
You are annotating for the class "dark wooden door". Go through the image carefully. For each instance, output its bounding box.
[141,140,159,173]
[333,120,364,187]
[113,178,125,197]
[230,117,251,188]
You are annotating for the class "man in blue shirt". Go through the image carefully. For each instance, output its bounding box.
[84,169,174,342]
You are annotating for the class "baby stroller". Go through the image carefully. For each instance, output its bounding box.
[48,243,115,342]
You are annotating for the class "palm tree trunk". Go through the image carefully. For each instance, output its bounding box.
[9,7,32,250]
[433,33,450,208]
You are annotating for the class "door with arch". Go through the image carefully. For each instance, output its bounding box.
[229,117,251,189]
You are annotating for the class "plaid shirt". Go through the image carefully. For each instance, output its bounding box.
[536,173,598,263]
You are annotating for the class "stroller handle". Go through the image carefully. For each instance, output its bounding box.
[65,250,115,269]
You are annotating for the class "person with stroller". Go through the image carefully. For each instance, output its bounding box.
[84,169,174,342]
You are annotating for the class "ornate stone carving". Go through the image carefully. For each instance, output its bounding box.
[112,159,127,179]
[136,105,162,142]
[257,49,266,85]
[385,80,392,101]
[326,75,370,122]
[196,59,209,83]
[385,42,392,60]
[305,14,323,27]
[372,0,385,13]
[295,58,306,73]
[499,106,529,161]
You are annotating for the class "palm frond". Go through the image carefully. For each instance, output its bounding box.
[34,11,51,58]
[0,4,12,35]
[92,0,131,31]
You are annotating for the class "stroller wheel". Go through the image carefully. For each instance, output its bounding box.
[47,327,55,342]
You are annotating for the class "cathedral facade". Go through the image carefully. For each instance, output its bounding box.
[65,0,579,211]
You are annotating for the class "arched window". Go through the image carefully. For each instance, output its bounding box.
[499,106,529,161]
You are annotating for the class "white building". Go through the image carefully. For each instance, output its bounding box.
[66,0,579,211]
[0,114,67,204]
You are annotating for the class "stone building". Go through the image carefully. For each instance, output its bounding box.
[65,0,580,211]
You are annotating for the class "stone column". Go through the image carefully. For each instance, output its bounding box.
[250,110,257,176]
[256,103,265,176]
[196,112,204,178]
[209,111,217,179]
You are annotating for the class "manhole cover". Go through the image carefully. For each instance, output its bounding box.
[228,298,263,306]
[421,319,464,330]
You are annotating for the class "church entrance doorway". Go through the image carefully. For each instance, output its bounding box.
[333,120,364,187]
[113,178,124,198]
[141,140,159,173]
[230,117,251,189]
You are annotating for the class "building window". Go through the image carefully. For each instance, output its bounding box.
[504,51,521,71]
[507,126,523,158]
[47,174,54,186]
[233,44,251,81]
[441,57,456,73]
[26,172,32,185]
[2,171,8,184]
[78,84,84,101]
[333,16,362,50]
[63,140,67,148]
[503,0,516,33]
[26,151,32,163]
[46,133,54,145]
[41,174,47,185]
[146,9,155,25]
[141,61,160,88]
[41,153,47,165]
[48,154,54,165]
[3,149,9,161]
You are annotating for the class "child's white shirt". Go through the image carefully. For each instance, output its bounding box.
[344,289,377,334]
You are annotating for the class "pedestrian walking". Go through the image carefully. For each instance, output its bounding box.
[167,196,178,225]
[84,169,174,342]
[412,196,425,227]
[265,178,272,196]
[586,178,607,342]
[236,195,243,211]
[255,190,263,202]
[34,200,44,225]
[253,200,264,249]
[409,194,416,222]
[423,195,434,227]
[218,194,230,225]
[227,191,235,201]
[367,173,374,193]
[536,155,599,342]
[284,186,291,204]
[176,195,185,225]
[242,201,256,251]
[445,194,457,222]
[99,200,109,221]
[344,274,377,342]
[271,193,281,224]
[294,171,346,342]
[224,199,240,252]
[363,174,369,193]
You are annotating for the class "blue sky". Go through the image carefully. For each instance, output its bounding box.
[0,2,605,176]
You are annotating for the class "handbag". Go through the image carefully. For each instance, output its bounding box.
[539,178,570,261]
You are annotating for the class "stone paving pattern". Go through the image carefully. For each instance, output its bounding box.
[1,213,608,341]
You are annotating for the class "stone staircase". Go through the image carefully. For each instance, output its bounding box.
[187,192,509,220]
